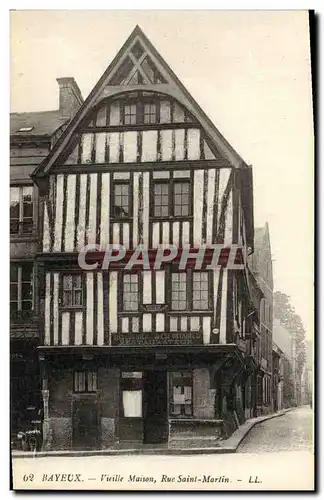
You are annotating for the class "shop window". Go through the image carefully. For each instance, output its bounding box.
[74,371,97,393]
[10,185,33,235]
[120,372,143,418]
[10,263,33,317]
[62,274,83,307]
[169,371,193,417]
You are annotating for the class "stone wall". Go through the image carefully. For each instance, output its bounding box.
[47,364,120,450]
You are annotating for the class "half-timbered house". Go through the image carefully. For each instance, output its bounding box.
[31,26,257,450]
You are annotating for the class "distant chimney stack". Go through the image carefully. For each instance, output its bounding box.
[56,77,83,118]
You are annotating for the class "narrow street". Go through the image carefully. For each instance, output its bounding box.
[237,406,314,453]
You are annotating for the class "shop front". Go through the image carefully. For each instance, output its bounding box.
[39,345,248,451]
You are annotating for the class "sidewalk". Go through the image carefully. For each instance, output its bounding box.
[12,408,293,458]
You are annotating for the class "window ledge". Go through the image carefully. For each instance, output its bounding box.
[168,310,213,316]
[10,233,39,242]
[60,306,84,312]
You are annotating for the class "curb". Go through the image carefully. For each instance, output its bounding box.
[218,407,293,452]
[12,408,294,459]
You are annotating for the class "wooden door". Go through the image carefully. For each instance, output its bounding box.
[72,400,99,450]
[143,371,168,444]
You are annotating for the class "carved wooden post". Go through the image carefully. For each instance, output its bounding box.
[40,357,51,450]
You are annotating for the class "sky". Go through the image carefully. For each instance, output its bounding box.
[10,10,314,338]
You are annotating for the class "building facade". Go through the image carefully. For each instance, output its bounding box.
[272,342,284,412]
[17,27,259,450]
[248,223,273,414]
[10,78,83,445]
[272,317,296,408]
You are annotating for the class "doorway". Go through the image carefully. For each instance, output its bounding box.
[72,400,99,450]
[143,371,168,444]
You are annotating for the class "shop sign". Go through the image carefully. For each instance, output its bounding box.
[112,331,202,346]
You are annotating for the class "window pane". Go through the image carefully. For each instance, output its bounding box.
[173,182,190,217]
[74,290,82,306]
[21,283,32,300]
[63,290,72,306]
[114,183,129,218]
[21,264,32,282]
[193,273,209,310]
[74,274,82,289]
[123,274,138,311]
[10,302,18,315]
[10,187,19,204]
[75,372,85,392]
[154,183,169,217]
[10,199,19,220]
[63,275,73,290]
[10,284,18,301]
[22,219,33,234]
[87,372,97,392]
[21,300,32,311]
[10,265,18,283]
[10,220,19,234]
[122,390,142,417]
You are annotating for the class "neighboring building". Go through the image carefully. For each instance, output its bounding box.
[26,26,259,450]
[272,341,284,412]
[248,223,273,414]
[10,78,83,444]
[301,340,313,406]
[273,317,296,407]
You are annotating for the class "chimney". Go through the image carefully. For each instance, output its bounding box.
[56,77,84,119]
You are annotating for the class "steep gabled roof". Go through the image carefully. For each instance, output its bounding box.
[31,25,249,179]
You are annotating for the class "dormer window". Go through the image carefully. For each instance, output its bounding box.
[17,127,34,132]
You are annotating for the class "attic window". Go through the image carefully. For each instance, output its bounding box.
[17,127,34,132]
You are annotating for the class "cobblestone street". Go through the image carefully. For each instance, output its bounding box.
[237,407,313,453]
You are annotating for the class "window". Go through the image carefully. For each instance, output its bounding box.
[170,371,193,417]
[154,183,169,217]
[152,180,191,218]
[113,183,130,219]
[10,186,33,235]
[174,182,190,217]
[120,372,143,418]
[62,274,83,307]
[192,272,209,310]
[10,263,33,316]
[171,271,211,312]
[124,104,137,125]
[123,274,139,311]
[144,103,156,124]
[171,273,187,311]
[74,371,97,393]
